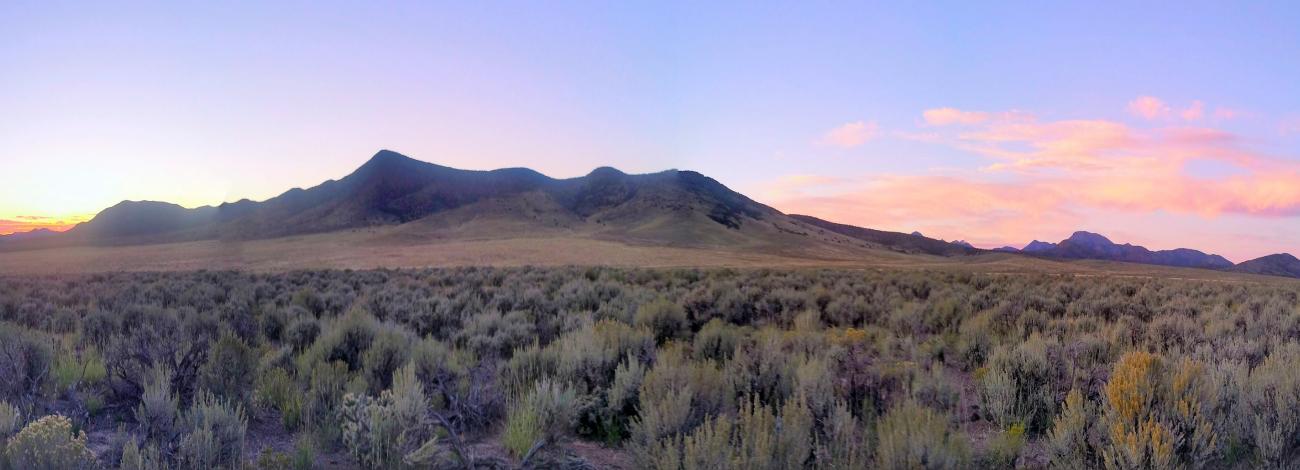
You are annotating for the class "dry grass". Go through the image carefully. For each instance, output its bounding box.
[0,226,1294,286]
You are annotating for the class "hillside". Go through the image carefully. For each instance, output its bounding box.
[1013,231,1233,270]
[1231,253,1300,278]
[1,150,902,261]
[788,214,981,256]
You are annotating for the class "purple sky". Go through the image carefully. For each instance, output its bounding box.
[4,1,1300,261]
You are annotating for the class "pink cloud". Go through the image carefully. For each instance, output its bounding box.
[1213,107,1242,120]
[923,108,990,126]
[817,121,878,148]
[1181,100,1205,121]
[767,105,1300,257]
[1127,96,1170,120]
[1280,116,1300,136]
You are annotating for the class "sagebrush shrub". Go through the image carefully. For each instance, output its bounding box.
[0,401,20,439]
[3,414,96,470]
[198,332,257,404]
[134,366,180,445]
[179,391,247,469]
[502,379,579,460]
[0,322,52,402]
[1047,388,1098,469]
[635,298,688,343]
[875,401,969,470]
[340,364,429,469]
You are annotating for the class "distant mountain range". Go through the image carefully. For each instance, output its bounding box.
[1229,253,1300,278]
[0,228,60,243]
[788,215,980,256]
[0,150,890,259]
[3,149,1296,279]
[997,231,1233,269]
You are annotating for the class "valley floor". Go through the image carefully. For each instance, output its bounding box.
[0,228,1291,286]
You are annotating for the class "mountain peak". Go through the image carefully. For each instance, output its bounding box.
[587,166,627,178]
[358,149,422,171]
[1067,231,1114,245]
[1231,253,1300,278]
[1022,240,1057,252]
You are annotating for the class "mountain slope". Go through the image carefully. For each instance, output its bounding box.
[4,150,871,259]
[1027,231,1233,269]
[787,214,981,256]
[1230,253,1300,278]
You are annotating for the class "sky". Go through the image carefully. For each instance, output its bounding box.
[4,1,1300,262]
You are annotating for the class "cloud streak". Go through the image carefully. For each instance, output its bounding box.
[0,215,90,235]
[769,103,1300,259]
[817,121,878,148]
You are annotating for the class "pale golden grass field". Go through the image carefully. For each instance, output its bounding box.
[0,226,1293,286]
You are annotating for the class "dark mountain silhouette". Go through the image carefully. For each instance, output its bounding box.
[4,150,872,256]
[0,228,60,243]
[1230,253,1300,278]
[7,150,1294,279]
[1022,240,1057,252]
[951,240,975,248]
[787,215,981,256]
[993,246,1021,253]
[1025,231,1233,269]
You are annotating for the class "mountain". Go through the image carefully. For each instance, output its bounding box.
[0,228,60,243]
[1026,231,1233,269]
[787,215,981,256]
[993,246,1021,253]
[2,150,884,257]
[951,240,974,248]
[1230,253,1300,278]
[1022,240,1057,252]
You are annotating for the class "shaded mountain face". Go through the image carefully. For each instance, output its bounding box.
[11,150,785,249]
[1026,231,1233,269]
[788,215,981,256]
[0,228,60,243]
[1230,253,1300,278]
[1022,240,1057,252]
[993,246,1021,253]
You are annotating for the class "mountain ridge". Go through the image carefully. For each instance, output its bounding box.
[5,149,1298,279]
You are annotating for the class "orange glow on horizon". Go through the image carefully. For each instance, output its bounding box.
[0,214,93,236]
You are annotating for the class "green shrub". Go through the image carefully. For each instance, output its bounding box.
[293,434,316,470]
[632,346,731,454]
[118,435,165,470]
[1047,388,1097,470]
[0,401,20,439]
[134,366,180,445]
[0,322,52,402]
[3,415,95,470]
[635,298,688,343]
[692,318,742,362]
[256,367,302,429]
[285,316,321,352]
[340,364,429,469]
[361,325,413,394]
[303,360,350,446]
[502,379,579,460]
[52,347,107,393]
[307,307,377,371]
[256,448,293,470]
[1245,343,1300,466]
[911,364,960,414]
[979,335,1061,433]
[815,400,870,469]
[980,423,1026,468]
[875,401,969,470]
[199,332,258,404]
[179,391,248,469]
